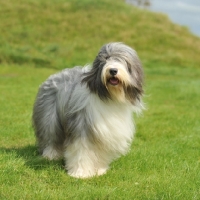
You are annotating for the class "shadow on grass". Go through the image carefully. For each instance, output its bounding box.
[0,145,65,171]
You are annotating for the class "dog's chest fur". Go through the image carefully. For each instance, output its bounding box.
[63,84,134,155]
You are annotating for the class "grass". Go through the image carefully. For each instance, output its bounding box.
[0,0,200,199]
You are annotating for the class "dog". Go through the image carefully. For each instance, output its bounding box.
[32,42,144,178]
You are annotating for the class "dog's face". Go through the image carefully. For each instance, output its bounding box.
[101,60,132,102]
[82,42,143,104]
[102,61,131,87]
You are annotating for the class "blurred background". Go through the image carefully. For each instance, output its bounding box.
[126,0,200,36]
[0,0,200,69]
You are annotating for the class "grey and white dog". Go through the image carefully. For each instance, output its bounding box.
[32,42,144,178]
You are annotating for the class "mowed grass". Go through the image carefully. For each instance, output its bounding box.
[0,0,200,199]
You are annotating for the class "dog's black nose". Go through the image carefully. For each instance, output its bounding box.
[109,68,118,76]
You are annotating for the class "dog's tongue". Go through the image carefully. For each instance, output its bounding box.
[109,77,119,85]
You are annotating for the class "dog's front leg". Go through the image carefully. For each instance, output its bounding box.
[64,138,108,178]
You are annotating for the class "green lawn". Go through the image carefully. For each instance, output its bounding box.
[0,0,200,199]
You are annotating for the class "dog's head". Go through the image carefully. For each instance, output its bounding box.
[82,42,143,105]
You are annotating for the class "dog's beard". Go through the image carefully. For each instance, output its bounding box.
[101,62,132,103]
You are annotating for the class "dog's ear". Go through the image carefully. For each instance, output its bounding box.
[125,85,143,105]
[131,58,143,92]
[126,56,144,104]
[82,57,111,100]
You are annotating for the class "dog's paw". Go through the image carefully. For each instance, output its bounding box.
[97,167,108,176]
[67,167,108,179]
[67,168,96,179]
[42,146,62,160]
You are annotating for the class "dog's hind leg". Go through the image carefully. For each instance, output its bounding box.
[32,80,65,160]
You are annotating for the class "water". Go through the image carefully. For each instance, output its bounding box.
[126,0,200,37]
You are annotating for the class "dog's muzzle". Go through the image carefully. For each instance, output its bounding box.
[109,68,118,76]
[108,68,119,86]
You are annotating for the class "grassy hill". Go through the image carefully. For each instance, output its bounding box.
[0,0,200,199]
[1,0,200,69]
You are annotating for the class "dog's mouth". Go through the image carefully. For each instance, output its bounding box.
[108,77,119,86]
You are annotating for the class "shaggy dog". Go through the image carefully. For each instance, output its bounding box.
[32,42,144,178]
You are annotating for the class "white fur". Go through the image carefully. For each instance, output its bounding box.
[64,87,134,178]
